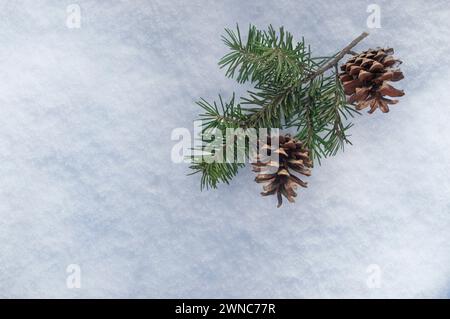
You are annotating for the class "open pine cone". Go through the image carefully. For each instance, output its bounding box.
[340,48,405,113]
[252,134,312,208]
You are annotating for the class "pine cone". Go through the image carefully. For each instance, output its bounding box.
[340,48,405,114]
[253,134,313,208]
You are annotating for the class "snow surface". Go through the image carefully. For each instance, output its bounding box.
[0,0,449,298]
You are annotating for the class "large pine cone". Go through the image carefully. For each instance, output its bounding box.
[340,48,405,114]
[253,134,312,207]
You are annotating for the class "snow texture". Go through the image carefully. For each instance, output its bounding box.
[0,0,449,298]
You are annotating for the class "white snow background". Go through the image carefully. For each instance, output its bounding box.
[0,0,449,298]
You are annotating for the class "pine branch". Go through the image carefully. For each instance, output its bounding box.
[322,65,359,156]
[289,65,362,162]
[219,24,314,85]
[190,95,250,190]
[197,94,247,131]
[243,32,369,130]
[189,26,370,189]
[189,160,245,190]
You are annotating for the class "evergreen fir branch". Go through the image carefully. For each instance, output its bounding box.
[320,66,360,156]
[190,95,249,190]
[189,25,370,189]
[219,26,366,131]
[196,94,247,131]
[289,78,328,163]
[290,68,359,161]
[241,85,296,128]
[219,24,314,85]
[189,160,245,190]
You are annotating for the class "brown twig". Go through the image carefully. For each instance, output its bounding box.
[303,32,369,82]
